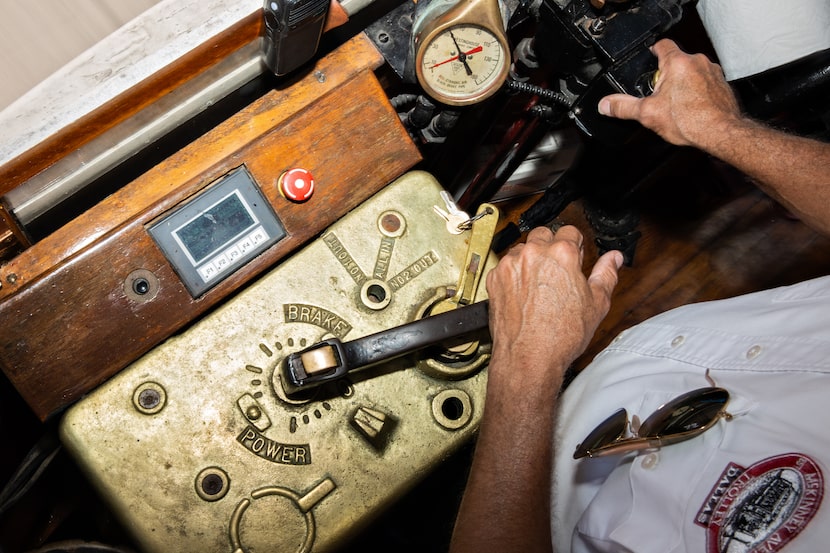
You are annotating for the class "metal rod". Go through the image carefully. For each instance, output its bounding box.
[4,41,266,227]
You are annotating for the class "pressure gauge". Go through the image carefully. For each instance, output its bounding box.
[414,0,510,106]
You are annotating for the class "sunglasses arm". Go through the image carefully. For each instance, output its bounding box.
[574,436,664,459]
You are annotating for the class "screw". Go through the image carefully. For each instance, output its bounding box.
[381,213,401,233]
[133,382,166,414]
[139,388,161,410]
[246,405,262,421]
[589,16,607,35]
[201,473,224,496]
[196,467,230,501]
[132,278,151,295]
[125,269,158,302]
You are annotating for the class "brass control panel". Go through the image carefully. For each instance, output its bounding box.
[61,172,495,553]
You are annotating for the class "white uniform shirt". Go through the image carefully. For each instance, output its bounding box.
[696,0,830,80]
[552,275,830,553]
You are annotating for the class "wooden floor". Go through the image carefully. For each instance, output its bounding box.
[575,151,830,369]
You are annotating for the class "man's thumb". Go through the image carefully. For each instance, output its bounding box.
[598,94,643,121]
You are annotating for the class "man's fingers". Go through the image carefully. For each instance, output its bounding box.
[525,226,555,244]
[650,38,681,61]
[598,93,643,121]
[551,225,583,250]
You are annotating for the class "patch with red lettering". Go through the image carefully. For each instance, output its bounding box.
[695,453,823,553]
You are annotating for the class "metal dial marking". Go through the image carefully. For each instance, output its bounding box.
[413,0,510,106]
[420,25,505,100]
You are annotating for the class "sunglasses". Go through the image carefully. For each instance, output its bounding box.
[573,387,731,459]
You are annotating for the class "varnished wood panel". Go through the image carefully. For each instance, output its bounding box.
[0,34,422,420]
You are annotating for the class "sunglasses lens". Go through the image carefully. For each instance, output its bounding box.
[573,408,628,459]
[638,387,729,437]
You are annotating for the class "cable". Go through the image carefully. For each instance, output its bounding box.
[0,428,61,518]
[504,80,571,108]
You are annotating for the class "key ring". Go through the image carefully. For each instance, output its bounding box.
[458,207,495,231]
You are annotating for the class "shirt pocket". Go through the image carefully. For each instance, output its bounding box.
[573,389,728,553]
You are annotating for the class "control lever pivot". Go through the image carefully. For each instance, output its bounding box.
[282,202,499,394]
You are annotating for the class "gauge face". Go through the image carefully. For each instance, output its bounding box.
[417,24,508,106]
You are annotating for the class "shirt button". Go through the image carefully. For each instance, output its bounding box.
[746,345,763,360]
[641,453,659,470]
[671,335,685,347]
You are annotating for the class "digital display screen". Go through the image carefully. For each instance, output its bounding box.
[148,166,285,297]
[173,191,257,265]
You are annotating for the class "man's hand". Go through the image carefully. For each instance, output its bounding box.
[598,39,830,236]
[450,226,621,553]
[485,225,623,390]
[598,39,743,149]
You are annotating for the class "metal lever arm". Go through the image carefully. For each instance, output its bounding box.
[281,300,491,394]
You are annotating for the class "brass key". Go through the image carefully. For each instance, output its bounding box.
[433,191,470,235]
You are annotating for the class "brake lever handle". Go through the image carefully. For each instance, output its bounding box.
[280,300,490,394]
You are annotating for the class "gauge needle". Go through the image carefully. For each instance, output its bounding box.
[450,32,474,75]
[428,44,484,70]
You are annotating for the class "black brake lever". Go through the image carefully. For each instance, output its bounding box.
[280,300,490,395]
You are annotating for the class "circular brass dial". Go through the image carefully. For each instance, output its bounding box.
[416,24,508,106]
[413,0,510,106]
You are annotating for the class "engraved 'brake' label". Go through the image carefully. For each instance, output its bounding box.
[283,304,352,338]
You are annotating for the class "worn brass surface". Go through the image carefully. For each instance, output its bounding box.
[61,171,495,553]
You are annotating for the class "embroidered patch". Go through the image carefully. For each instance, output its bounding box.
[695,453,823,553]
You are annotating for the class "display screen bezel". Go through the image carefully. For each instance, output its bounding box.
[148,166,286,297]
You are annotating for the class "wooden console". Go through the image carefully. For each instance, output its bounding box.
[0,33,421,420]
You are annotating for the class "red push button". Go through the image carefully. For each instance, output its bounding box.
[278,168,315,202]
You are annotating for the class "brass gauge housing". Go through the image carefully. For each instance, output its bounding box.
[414,0,510,106]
